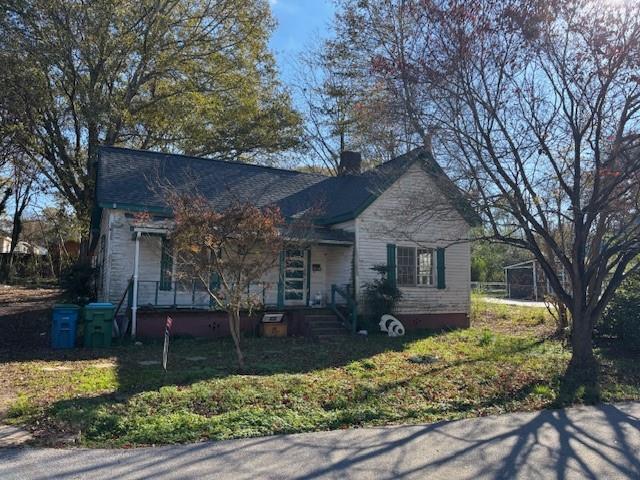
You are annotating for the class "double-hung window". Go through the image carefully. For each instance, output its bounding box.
[396,246,435,287]
[397,246,416,286]
[417,248,434,286]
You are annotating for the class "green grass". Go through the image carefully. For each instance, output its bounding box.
[1,299,639,447]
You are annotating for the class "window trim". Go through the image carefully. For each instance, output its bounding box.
[396,245,437,288]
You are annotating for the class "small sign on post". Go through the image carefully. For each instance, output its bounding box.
[162,316,173,371]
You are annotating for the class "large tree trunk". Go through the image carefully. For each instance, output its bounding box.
[228,308,245,369]
[569,310,596,369]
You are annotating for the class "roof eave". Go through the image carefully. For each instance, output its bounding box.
[98,201,172,216]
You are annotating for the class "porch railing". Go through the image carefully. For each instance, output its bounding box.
[133,279,267,309]
[329,284,358,334]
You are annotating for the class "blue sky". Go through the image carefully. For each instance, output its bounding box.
[268,0,335,86]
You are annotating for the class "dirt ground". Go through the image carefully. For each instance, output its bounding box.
[0,284,62,350]
[0,285,62,316]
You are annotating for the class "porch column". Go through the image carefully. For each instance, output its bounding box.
[131,231,141,338]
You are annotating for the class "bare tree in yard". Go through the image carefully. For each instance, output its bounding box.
[334,0,640,368]
[167,193,286,368]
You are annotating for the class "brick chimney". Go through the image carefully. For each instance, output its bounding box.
[338,151,362,175]
[424,131,433,155]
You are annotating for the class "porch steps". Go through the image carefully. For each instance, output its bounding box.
[305,313,349,341]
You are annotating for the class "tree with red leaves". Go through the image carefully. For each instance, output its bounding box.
[169,194,285,368]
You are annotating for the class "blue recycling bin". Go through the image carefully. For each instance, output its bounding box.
[51,304,81,349]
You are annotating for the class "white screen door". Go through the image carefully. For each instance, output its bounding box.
[284,249,306,305]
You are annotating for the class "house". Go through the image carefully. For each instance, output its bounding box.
[91,146,480,338]
[0,237,47,255]
[0,236,10,254]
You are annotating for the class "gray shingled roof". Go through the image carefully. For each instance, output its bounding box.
[96,147,325,213]
[96,146,480,226]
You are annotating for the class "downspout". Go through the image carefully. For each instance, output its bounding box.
[131,231,141,338]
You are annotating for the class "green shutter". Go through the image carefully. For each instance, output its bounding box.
[209,272,220,291]
[387,244,397,288]
[437,247,446,289]
[160,237,173,291]
[277,250,285,308]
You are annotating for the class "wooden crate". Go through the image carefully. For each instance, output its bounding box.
[260,322,287,337]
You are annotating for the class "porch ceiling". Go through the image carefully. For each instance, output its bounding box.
[308,226,354,245]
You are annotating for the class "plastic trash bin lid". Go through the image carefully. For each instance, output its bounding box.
[84,303,115,309]
[53,304,81,309]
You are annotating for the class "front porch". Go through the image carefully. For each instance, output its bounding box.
[117,225,358,338]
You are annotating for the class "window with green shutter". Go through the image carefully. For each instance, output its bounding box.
[160,237,173,291]
[390,245,440,288]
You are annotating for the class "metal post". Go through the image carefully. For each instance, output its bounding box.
[131,231,141,338]
[173,281,177,307]
[532,262,538,301]
[504,268,510,299]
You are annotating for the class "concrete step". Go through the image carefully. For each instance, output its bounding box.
[305,312,349,340]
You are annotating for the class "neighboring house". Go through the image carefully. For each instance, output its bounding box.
[0,236,10,254]
[0,237,46,255]
[91,146,480,339]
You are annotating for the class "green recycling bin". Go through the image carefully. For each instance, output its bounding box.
[83,303,115,348]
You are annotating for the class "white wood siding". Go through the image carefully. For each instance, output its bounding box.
[102,209,133,304]
[101,208,353,308]
[356,163,471,314]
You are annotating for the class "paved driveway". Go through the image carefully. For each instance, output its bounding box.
[1,402,639,479]
[481,296,548,308]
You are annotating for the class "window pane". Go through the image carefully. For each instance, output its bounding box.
[417,249,434,286]
[286,259,304,269]
[285,269,304,278]
[397,246,416,286]
[285,280,304,290]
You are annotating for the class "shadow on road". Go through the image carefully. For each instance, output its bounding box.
[1,403,639,479]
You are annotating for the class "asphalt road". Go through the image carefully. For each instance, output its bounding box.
[1,402,639,480]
